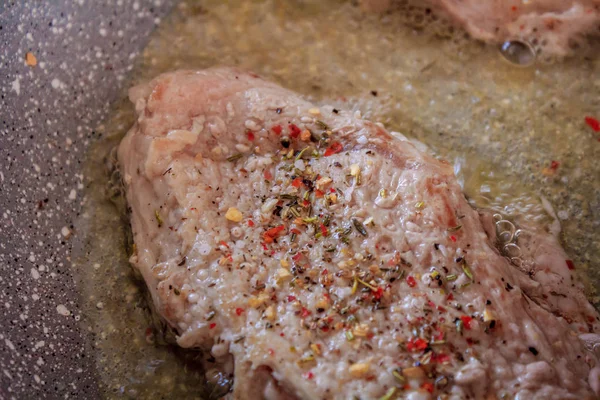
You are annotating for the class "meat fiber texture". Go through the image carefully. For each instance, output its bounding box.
[361,0,600,56]
[118,68,600,399]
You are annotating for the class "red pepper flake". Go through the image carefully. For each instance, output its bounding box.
[437,305,447,313]
[300,307,311,318]
[549,160,560,171]
[511,5,517,11]
[289,124,301,138]
[421,382,434,393]
[235,307,245,316]
[303,371,314,380]
[373,287,384,300]
[566,259,575,270]
[323,141,343,157]
[585,116,600,132]
[264,169,273,181]
[291,177,303,188]
[264,225,285,243]
[320,223,328,237]
[446,293,454,301]
[280,332,285,337]
[460,315,473,330]
[248,219,255,227]
[315,189,324,198]
[272,125,282,135]
[466,337,475,346]
[268,348,275,356]
[321,268,329,276]
[261,243,268,251]
[450,235,457,242]
[329,187,336,193]
[406,337,428,352]
[219,241,230,249]
[406,276,417,287]
[302,199,310,207]
[292,253,302,261]
[321,326,330,332]
[246,130,255,141]
[287,295,297,302]
[433,329,444,341]
[209,323,216,329]
[433,353,451,364]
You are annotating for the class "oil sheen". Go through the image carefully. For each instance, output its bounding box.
[72,0,600,398]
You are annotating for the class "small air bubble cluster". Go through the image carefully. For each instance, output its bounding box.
[494,213,536,275]
[388,0,470,46]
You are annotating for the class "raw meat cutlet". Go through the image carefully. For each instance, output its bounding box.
[118,67,600,399]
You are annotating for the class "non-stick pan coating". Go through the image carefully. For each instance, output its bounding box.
[0,1,175,398]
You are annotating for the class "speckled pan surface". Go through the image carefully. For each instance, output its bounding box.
[0,1,174,398]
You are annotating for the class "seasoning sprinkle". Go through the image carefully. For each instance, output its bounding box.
[234,336,245,343]
[297,354,315,365]
[349,362,370,378]
[462,263,474,280]
[316,120,329,130]
[379,387,397,400]
[352,218,368,236]
[225,207,243,222]
[295,147,310,161]
[227,153,243,162]
[356,276,377,291]
[447,225,462,232]
[351,276,359,294]
[456,319,464,334]
[392,369,406,383]
[155,210,163,227]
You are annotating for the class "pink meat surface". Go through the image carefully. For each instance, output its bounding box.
[118,67,600,399]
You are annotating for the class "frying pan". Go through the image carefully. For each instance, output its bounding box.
[0,1,175,398]
[2,1,600,399]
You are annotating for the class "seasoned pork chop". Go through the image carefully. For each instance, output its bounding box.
[118,68,600,399]
[362,0,600,56]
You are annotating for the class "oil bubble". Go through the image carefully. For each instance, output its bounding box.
[499,40,536,67]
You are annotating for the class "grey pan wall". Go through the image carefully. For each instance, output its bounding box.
[0,1,175,398]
